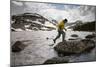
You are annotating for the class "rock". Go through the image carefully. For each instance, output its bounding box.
[46,37,49,40]
[68,38,81,41]
[81,39,95,51]
[68,38,78,40]
[11,29,16,32]
[85,34,96,39]
[12,41,27,52]
[71,34,78,37]
[54,40,95,56]
[44,57,69,64]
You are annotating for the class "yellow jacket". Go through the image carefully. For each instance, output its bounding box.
[57,20,65,30]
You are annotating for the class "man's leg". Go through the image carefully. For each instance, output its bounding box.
[53,31,61,43]
[62,31,66,42]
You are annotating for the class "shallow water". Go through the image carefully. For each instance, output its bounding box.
[11,30,95,66]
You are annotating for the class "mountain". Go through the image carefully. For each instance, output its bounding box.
[65,20,83,29]
[11,13,56,31]
[73,21,96,31]
[66,20,96,31]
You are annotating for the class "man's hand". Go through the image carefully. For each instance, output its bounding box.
[64,28,67,31]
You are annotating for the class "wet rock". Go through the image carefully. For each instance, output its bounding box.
[44,57,69,64]
[12,41,27,52]
[11,29,16,32]
[68,38,78,40]
[71,34,78,37]
[81,39,95,51]
[85,34,96,39]
[54,40,95,56]
[46,37,49,40]
[68,37,82,41]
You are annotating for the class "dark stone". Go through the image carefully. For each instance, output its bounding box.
[44,57,69,64]
[68,38,77,40]
[54,40,95,56]
[46,37,49,40]
[12,41,26,52]
[71,34,78,37]
[81,39,95,52]
[85,34,96,39]
[11,29,16,32]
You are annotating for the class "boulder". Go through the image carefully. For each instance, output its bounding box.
[46,37,49,40]
[44,57,69,64]
[11,29,16,32]
[68,38,81,41]
[71,34,78,37]
[85,34,96,39]
[12,41,27,52]
[54,39,95,56]
[68,38,77,40]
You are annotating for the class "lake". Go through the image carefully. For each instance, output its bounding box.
[11,30,96,66]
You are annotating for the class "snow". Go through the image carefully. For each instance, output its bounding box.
[15,28,23,31]
[31,20,43,25]
[41,27,48,30]
[26,29,32,31]
[44,21,56,28]
[25,25,30,28]
[24,19,56,29]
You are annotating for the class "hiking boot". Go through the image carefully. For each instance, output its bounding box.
[53,39,56,43]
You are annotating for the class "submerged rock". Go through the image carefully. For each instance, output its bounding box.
[85,34,96,39]
[68,38,81,41]
[71,34,78,37]
[12,41,27,52]
[46,37,49,40]
[44,57,69,64]
[54,39,95,56]
[68,38,77,40]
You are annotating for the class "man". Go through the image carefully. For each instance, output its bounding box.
[53,18,68,43]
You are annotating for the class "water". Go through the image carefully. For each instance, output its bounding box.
[11,30,96,66]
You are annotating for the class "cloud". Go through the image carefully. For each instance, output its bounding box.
[41,9,70,22]
[11,1,26,15]
[64,5,96,22]
[12,1,23,6]
[11,1,96,22]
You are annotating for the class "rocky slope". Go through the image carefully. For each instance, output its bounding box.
[11,13,56,31]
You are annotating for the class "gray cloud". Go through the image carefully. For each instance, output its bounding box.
[11,1,96,22]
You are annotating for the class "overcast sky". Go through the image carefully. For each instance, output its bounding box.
[11,1,96,22]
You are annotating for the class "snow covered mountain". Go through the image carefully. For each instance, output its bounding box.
[65,20,83,30]
[11,13,56,31]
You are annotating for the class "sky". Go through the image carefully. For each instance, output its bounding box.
[11,1,96,22]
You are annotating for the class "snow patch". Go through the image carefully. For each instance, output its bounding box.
[15,28,23,31]
[44,21,56,28]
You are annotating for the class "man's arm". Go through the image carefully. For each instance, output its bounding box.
[64,28,67,31]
